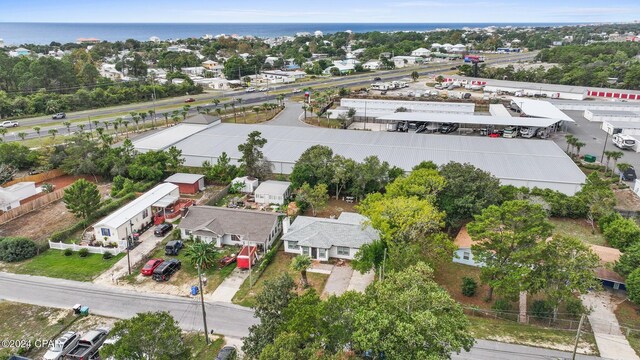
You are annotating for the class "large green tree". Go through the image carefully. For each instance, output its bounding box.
[467,200,553,300]
[63,179,101,220]
[100,311,190,360]
[297,183,329,216]
[385,168,446,203]
[237,131,269,179]
[438,162,502,229]
[604,217,640,251]
[290,145,334,188]
[615,242,640,277]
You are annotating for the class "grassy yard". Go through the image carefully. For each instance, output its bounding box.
[434,261,495,309]
[468,316,599,355]
[550,218,608,246]
[8,250,124,282]
[233,249,329,308]
[122,237,237,293]
[0,301,78,358]
[183,333,225,360]
[614,300,640,356]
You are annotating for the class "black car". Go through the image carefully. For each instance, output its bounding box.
[165,240,184,256]
[52,112,66,119]
[373,77,382,81]
[215,346,238,360]
[154,223,173,237]
[439,123,459,134]
[152,258,181,281]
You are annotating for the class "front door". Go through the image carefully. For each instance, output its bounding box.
[311,247,318,259]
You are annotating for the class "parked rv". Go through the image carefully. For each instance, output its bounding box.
[613,134,636,150]
[503,126,518,138]
[520,127,539,138]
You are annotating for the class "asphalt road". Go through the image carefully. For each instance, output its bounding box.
[0,271,606,359]
[3,52,536,141]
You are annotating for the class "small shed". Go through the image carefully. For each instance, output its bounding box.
[254,180,292,205]
[237,245,257,269]
[232,176,260,193]
[164,173,205,194]
[590,244,626,291]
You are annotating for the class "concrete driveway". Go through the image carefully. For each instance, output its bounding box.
[207,267,250,303]
[262,100,310,127]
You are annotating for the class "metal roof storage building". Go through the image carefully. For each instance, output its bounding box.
[133,123,586,195]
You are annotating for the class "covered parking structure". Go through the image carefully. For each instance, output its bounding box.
[133,123,586,195]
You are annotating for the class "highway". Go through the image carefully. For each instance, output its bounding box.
[2,52,536,142]
[0,271,605,359]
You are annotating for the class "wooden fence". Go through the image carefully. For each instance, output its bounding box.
[0,189,64,224]
[3,169,65,187]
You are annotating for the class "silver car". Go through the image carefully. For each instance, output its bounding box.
[43,331,79,360]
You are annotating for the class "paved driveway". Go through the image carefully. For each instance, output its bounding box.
[262,100,310,127]
[207,267,250,303]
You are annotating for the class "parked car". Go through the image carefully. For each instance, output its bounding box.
[52,112,66,119]
[245,87,256,93]
[65,329,108,360]
[291,88,302,93]
[463,93,472,99]
[184,98,196,103]
[165,240,183,255]
[152,258,181,281]
[43,331,79,360]
[434,84,444,90]
[258,87,268,92]
[439,123,459,134]
[0,120,19,128]
[215,346,238,360]
[141,258,165,276]
[154,223,173,237]
[373,77,382,81]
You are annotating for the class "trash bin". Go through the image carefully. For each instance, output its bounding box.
[583,154,596,163]
[80,306,89,316]
[191,285,199,296]
[73,304,82,315]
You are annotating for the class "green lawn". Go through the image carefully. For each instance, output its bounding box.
[469,316,599,355]
[183,333,225,360]
[123,237,237,293]
[232,249,329,308]
[614,300,640,356]
[10,250,125,282]
[550,218,608,246]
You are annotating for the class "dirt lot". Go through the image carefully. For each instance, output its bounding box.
[0,184,110,245]
[615,188,640,213]
[302,198,357,218]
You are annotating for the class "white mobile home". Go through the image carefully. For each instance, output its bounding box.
[254,180,291,205]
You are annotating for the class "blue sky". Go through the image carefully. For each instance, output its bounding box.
[1,0,639,23]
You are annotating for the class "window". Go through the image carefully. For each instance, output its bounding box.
[185,229,192,236]
[337,247,350,256]
[287,241,299,250]
[463,251,470,260]
[142,208,149,218]
[318,248,327,259]
[231,234,241,242]
[301,246,310,256]
[101,228,111,237]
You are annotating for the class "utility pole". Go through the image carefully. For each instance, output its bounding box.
[601,131,610,163]
[572,314,585,360]
[197,264,210,345]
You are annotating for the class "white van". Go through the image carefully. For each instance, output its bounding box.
[613,134,636,150]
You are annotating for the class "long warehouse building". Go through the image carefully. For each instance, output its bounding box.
[133,123,586,195]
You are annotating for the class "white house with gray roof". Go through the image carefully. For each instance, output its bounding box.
[178,206,281,249]
[282,212,378,261]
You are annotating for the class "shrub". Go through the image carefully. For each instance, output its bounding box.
[531,300,553,319]
[102,252,114,260]
[491,299,512,312]
[0,237,38,262]
[63,248,73,256]
[603,217,640,250]
[628,268,640,305]
[78,248,89,258]
[599,212,624,233]
[565,297,587,318]
[616,242,640,277]
[461,277,477,297]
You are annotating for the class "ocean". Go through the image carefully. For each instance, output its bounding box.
[0,22,581,45]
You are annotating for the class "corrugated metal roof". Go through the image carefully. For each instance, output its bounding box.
[377,112,561,127]
[134,123,586,187]
[134,124,210,151]
[587,110,640,117]
[255,181,291,195]
[510,98,574,122]
[94,183,178,229]
[164,173,204,184]
[604,120,640,129]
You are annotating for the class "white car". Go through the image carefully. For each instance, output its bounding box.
[44,331,79,360]
[291,88,302,93]
[245,87,256,93]
[0,120,19,128]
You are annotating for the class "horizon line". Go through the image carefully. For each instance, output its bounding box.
[0,21,600,25]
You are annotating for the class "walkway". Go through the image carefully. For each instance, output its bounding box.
[319,264,375,298]
[206,267,250,303]
[582,292,640,360]
[93,228,166,285]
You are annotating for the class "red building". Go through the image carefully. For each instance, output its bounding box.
[164,173,205,194]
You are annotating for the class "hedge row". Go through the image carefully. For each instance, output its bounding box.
[0,237,38,262]
[50,192,137,243]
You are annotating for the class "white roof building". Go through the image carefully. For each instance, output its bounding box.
[411,48,432,57]
[0,182,36,212]
[254,181,292,205]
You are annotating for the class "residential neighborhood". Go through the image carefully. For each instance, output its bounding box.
[2,10,640,360]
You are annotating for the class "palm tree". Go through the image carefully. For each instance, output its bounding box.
[196,106,202,114]
[48,128,58,139]
[78,124,86,133]
[574,141,585,157]
[33,126,41,138]
[92,120,100,130]
[163,112,169,127]
[223,103,228,116]
[213,99,220,107]
[114,117,123,137]
[185,240,218,270]
[172,115,180,126]
[290,254,312,288]
[0,128,7,141]
[148,109,156,128]
[253,106,260,122]
[63,121,72,134]
[565,134,575,154]
[610,151,624,175]
[181,110,188,121]
[139,112,147,129]
[132,115,140,132]
[183,105,191,113]
[103,121,110,131]
[276,94,285,106]
[603,150,614,173]
[17,132,27,141]
[215,108,222,118]
[122,120,130,137]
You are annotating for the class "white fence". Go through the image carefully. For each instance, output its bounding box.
[49,240,127,255]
